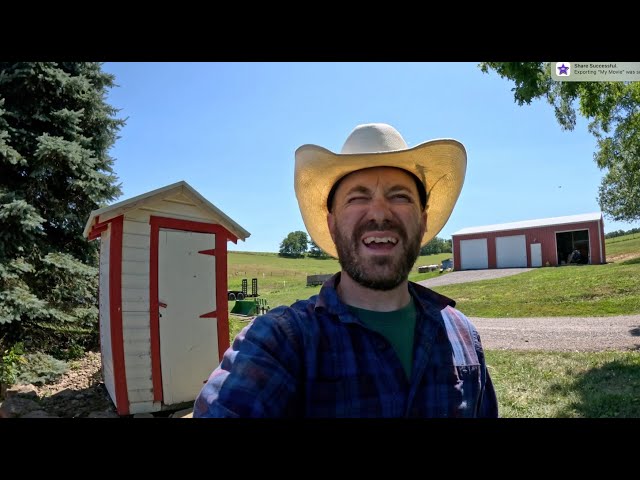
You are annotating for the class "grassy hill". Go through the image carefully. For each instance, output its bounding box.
[605,232,640,259]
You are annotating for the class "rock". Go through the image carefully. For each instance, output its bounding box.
[3,350,117,418]
[87,411,120,418]
[0,396,42,418]
[171,408,193,418]
[133,413,155,418]
[21,410,59,418]
[6,384,39,400]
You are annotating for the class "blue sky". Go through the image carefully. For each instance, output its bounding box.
[102,62,637,252]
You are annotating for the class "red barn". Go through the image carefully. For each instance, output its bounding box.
[452,212,606,270]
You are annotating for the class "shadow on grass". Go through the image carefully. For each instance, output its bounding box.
[621,257,640,266]
[552,359,640,418]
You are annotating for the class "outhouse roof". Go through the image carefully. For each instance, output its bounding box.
[83,180,250,241]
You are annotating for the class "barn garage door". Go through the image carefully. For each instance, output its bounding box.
[496,235,527,268]
[460,238,488,270]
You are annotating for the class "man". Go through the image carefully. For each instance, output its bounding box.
[194,123,498,417]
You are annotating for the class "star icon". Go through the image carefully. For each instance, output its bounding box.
[557,63,570,75]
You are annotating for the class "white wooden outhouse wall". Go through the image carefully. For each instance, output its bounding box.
[83,181,249,415]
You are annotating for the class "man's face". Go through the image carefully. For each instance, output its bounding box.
[327,167,427,291]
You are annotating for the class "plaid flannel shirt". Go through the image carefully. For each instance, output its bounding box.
[194,273,498,418]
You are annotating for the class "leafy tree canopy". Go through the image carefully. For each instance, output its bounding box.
[419,236,452,256]
[279,230,309,258]
[480,62,640,223]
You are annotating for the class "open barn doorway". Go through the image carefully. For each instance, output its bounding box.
[556,229,590,265]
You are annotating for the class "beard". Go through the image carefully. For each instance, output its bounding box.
[333,218,422,291]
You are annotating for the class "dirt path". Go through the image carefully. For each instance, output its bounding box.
[470,315,640,351]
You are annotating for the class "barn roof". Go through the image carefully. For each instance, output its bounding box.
[452,212,603,236]
[83,180,250,241]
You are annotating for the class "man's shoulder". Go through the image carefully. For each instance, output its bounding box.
[246,295,320,348]
[409,281,456,310]
[440,305,477,332]
[267,295,319,318]
[253,295,320,332]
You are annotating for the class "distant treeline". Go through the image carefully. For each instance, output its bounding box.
[419,237,452,256]
[605,228,640,239]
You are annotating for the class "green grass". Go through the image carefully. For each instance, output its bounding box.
[487,350,640,418]
[432,262,640,316]
[606,232,640,244]
[606,233,640,257]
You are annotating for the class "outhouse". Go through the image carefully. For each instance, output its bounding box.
[83,181,250,415]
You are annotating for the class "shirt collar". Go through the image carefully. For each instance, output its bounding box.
[315,272,456,323]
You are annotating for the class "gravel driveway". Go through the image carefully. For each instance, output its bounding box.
[418,267,534,288]
[469,315,640,352]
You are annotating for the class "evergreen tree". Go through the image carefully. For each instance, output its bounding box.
[0,62,124,355]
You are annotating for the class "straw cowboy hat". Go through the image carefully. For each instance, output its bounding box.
[294,123,467,258]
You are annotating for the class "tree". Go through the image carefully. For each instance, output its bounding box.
[0,62,124,355]
[479,62,640,223]
[307,240,330,259]
[419,236,452,256]
[279,231,308,258]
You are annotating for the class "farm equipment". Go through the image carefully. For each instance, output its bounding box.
[228,278,259,301]
[306,274,332,286]
[228,278,269,316]
[230,297,270,316]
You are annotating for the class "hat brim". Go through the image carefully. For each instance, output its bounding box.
[294,139,467,258]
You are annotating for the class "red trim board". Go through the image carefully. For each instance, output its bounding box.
[108,215,130,416]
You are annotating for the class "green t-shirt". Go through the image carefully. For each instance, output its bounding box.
[348,299,417,381]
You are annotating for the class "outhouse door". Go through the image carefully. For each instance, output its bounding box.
[157,229,219,405]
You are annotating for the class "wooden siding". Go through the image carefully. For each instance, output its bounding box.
[128,401,158,415]
[453,219,604,270]
[115,194,216,226]
[122,217,154,405]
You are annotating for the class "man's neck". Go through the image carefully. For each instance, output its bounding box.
[336,271,411,311]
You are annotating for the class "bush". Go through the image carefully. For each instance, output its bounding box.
[16,352,68,386]
[53,341,87,361]
[0,342,26,389]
